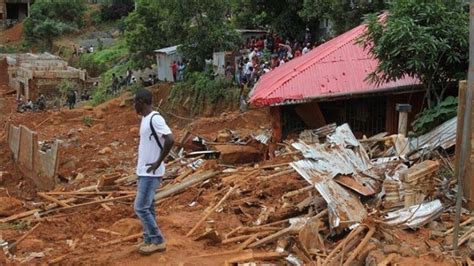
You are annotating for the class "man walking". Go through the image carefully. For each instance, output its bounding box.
[134,88,174,255]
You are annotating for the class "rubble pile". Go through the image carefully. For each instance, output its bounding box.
[1,113,471,265]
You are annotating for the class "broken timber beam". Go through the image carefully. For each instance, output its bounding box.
[224,251,287,265]
[37,192,71,207]
[323,225,366,265]
[39,195,135,216]
[0,209,41,224]
[247,226,296,248]
[100,233,142,247]
[8,222,41,251]
[186,186,237,237]
[343,226,376,266]
[155,170,220,201]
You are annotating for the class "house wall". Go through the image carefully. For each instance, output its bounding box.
[156,53,182,82]
[275,90,431,140]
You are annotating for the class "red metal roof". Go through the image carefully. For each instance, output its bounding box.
[249,20,421,107]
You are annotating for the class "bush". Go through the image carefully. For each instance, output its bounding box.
[90,61,129,106]
[411,96,458,136]
[74,40,127,77]
[77,55,108,77]
[169,72,240,115]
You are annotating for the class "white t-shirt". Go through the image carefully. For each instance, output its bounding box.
[136,111,172,177]
[302,47,310,54]
[244,62,253,75]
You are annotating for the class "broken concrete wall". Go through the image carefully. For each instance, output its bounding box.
[6,123,59,190]
[7,123,20,160]
[18,125,36,170]
[2,53,86,100]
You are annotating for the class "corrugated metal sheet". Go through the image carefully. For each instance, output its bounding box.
[384,199,443,229]
[289,123,384,229]
[249,20,420,107]
[291,160,367,229]
[154,45,180,55]
[409,117,457,151]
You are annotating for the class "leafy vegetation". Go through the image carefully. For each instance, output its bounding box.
[24,0,87,49]
[124,0,167,69]
[169,72,240,115]
[412,96,458,135]
[58,80,75,97]
[90,61,129,106]
[99,0,135,21]
[83,116,94,127]
[299,0,386,35]
[75,40,128,77]
[125,0,240,70]
[360,0,468,108]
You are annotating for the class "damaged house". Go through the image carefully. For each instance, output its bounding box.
[249,19,452,141]
[4,53,86,101]
[0,0,32,29]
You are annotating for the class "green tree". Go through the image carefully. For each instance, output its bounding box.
[24,0,86,49]
[99,0,135,21]
[125,0,240,70]
[360,0,468,107]
[124,0,168,69]
[161,0,240,70]
[231,0,309,40]
[299,0,386,36]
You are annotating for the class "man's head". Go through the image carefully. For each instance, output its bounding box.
[134,89,153,115]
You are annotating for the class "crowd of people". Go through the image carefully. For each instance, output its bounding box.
[16,93,47,113]
[170,60,189,82]
[234,30,322,87]
[72,44,96,57]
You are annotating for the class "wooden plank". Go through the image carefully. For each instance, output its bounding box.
[270,106,282,143]
[323,225,366,265]
[247,226,295,248]
[0,209,41,224]
[186,186,237,237]
[457,80,474,210]
[39,195,135,216]
[343,226,376,266]
[8,223,41,251]
[224,251,286,265]
[44,191,136,196]
[37,192,71,207]
[100,233,142,247]
[154,170,220,201]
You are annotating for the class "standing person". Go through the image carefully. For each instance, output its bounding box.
[134,88,174,255]
[177,62,185,81]
[302,43,311,55]
[112,73,119,95]
[126,68,133,85]
[170,61,178,82]
[225,62,233,81]
[67,90,76,109]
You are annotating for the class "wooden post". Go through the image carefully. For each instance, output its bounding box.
[396,104,412,136]
[270,106,282,143]
[456,81,474,210]
[454,0,474,250]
